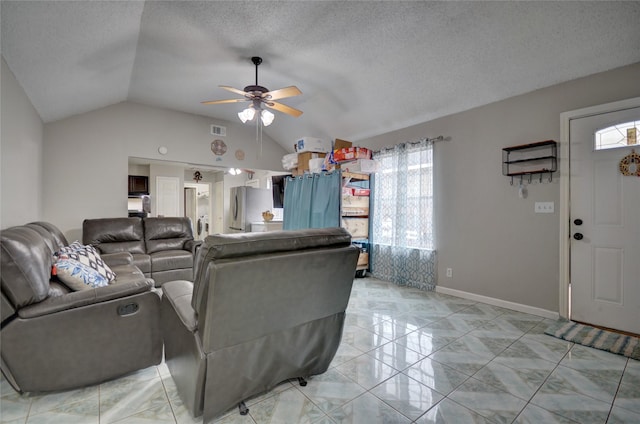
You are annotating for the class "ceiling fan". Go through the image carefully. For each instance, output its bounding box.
[201,56,303,124]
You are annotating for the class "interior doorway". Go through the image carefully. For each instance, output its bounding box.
[184,182,212,240]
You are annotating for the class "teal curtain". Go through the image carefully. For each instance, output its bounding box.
[370,138,436,290]
[283,171,341,230]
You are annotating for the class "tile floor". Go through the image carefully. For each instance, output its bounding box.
[1,277,639,423]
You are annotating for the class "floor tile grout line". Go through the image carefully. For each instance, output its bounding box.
[604,356,629,424]
[158,372,179,424]
[433,318,572,423]
[521,341,579,423]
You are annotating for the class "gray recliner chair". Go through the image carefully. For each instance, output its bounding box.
[161,227,359,423]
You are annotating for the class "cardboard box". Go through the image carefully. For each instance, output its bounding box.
[341,206,369,216]
[342,195,370,207]
[333,147,372,162]
[342,187,370,196]
[342,194,369,215]
[294,152,326,175]
[295,137,331,153]
[341,218,369,239]
[334,139,353,150]
[340,159,379,174]
[357,252,369,268]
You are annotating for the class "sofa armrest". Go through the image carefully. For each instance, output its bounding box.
[184,239,202,255]
[18,280,157,319]
[101,251,134,267]
[162,280,197,332]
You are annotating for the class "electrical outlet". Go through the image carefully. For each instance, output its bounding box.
[535,202,554,213]
[446,268,452,278]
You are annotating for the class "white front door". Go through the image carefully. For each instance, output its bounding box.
[570,106,640,335]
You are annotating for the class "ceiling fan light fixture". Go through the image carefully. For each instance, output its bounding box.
[238,107,255,123]
[261,109,275,126]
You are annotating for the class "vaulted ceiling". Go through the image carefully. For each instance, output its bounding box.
[2,1,639,152]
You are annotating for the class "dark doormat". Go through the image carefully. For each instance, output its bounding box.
[545,320,640,360]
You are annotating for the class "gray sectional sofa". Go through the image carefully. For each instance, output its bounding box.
[82,217,201,286]
[1,220,360,422]
[0,221,162,393]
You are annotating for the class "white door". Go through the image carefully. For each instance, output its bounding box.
[570,106,640,334]
[156,176,180,217]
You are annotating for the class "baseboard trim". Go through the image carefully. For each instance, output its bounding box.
[435,286,559,320]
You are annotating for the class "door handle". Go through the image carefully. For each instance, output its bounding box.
[573,233,584,240]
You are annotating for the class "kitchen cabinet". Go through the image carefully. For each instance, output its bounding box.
[128,175,149,195]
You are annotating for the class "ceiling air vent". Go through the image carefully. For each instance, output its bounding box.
[210,125,226,136]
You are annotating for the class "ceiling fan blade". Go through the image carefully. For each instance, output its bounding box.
[219,85,249,97]
[263,86,302,101]
[266,101,303,117]
[201,98,248,105]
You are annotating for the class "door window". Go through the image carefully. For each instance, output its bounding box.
[594,120,639,150]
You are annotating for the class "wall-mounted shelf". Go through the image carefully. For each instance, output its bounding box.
[502,140,557,184]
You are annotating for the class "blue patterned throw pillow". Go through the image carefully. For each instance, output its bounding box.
[54,240,84,256]
[54,244,116,290]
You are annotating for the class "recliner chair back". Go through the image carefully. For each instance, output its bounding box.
[161,227,360,422]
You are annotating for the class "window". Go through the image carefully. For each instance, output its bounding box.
[373,142,434,250]
[595,120,639,150]
[370,139,436,290]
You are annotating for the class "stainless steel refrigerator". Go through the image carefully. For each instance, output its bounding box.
[228,186,273,232]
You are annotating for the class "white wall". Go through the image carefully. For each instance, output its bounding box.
[42,102,288,238]
[1,57,44,229]
[358,62,640,313]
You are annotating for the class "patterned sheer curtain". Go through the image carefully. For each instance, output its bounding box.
[371,138,436,290]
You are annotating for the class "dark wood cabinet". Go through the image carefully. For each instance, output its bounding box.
[128,175,149,195]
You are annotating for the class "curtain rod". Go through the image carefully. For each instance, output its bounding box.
[373,135,446,154]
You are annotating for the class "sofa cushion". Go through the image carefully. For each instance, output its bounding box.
[0,226,52,308]
[108,264,153,286]
[131,254,152,274]
[150,250,193,272]
[144,217,194,254]
[83,218,146,254]
[24,223,60,257]
[27,221,69,250]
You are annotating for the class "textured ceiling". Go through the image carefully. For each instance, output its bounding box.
[2,1,640,152]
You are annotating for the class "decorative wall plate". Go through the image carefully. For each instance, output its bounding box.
[235,149,245,160]
[211,139,227,156]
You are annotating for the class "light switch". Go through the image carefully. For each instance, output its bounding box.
[535,202,554,213]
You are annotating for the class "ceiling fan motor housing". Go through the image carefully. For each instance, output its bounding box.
[243,85,269,95]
